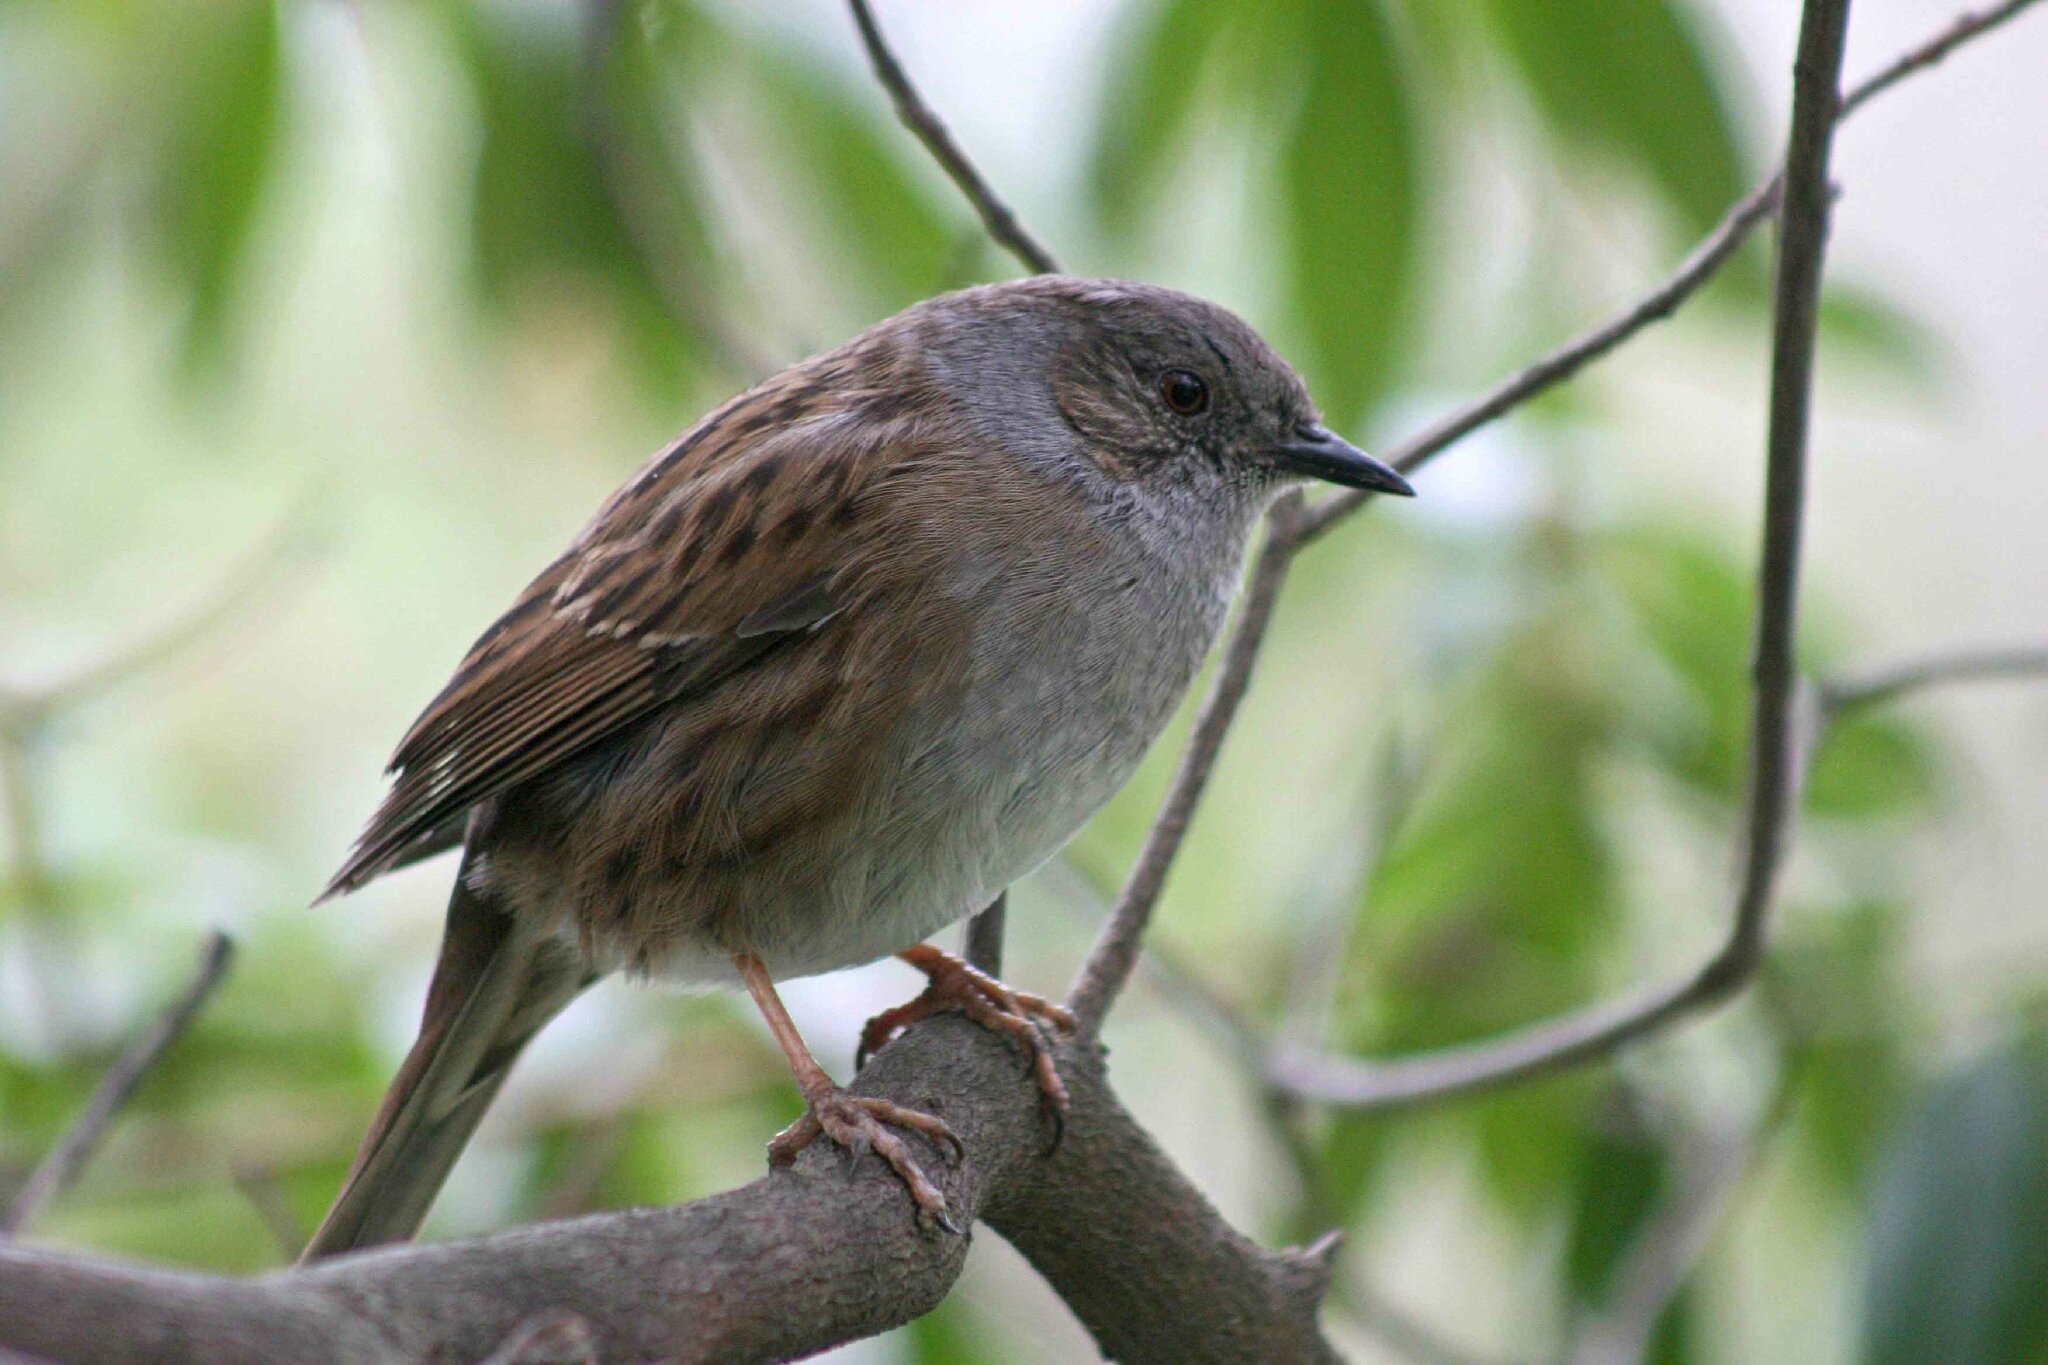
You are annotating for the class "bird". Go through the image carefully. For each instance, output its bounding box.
[300,275,1413,1259]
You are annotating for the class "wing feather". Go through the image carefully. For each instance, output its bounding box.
[321,347,934,902]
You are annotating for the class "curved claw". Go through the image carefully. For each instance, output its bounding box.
[767,1087,962,1231]
[858,946,1076,1152]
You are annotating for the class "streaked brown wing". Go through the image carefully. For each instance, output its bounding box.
[321,357,928,901]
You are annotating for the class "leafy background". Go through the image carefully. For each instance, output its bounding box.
[2,1,2046,1361]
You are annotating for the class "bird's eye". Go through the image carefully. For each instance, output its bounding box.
[1158,369,1209,416]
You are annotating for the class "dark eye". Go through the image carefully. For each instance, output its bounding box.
[1158,369,1209,415]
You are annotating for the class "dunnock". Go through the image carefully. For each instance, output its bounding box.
[302,276,1412,1258]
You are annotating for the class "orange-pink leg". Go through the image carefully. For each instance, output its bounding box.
[858,944,1076,1125]
[735,953,962,1230]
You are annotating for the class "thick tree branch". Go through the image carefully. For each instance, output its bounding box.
[846,0,1060,275]
[5,5,2038,1362]
[0,1017,1338,1364]
[3,933,235,1236]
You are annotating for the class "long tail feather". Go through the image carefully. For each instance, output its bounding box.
[300,876,589,1261]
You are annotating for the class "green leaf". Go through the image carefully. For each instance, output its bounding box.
[453,0,714,393]
[1772,902,1911,1198]
[1860,1033,2048,1365]
[1602,527,1757,801]
[1818,281,1945,388]
[742,51,953,309]
[145,0,282,374]
[1564,1091,1671,1303]
[1807,713,1937,820]
[1475,0,1745,234]
[1281,0,1419,428]
[1354,617,1623,1032]
[1086,0,1243,233]
[900,1295,987,1365]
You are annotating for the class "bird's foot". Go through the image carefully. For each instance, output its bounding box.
[858,945,1076,1136]
[768,1086,964,1232]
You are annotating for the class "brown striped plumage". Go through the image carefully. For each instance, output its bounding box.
[303,277,1413,1255]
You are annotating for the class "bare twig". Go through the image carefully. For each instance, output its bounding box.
[846,0,1060,275]
[1265,0,1855,1109]
[2,933,235,1236]
[963,892,1007,976]
[1820,644,2048,715]
[1736,0,1852,1016]
[1295,176,1783,543]
[1838,0,2044,118]
[1075,0,2042,1083]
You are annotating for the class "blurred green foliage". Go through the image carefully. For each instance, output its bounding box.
[1861,1032,2048,1365]
[0,2,2039,1363]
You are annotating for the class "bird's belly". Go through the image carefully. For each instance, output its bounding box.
[792,570,1225,974]
[541,546,1235,987]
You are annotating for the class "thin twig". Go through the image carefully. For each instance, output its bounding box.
[1268,0,1855,1109]
[1069,0,2035,1069]
[2,932,235,1235]
[962,892,1007,976]
[1295,0,2042,546]
[1295,176,1784,543]
[1067,498,1303,1034]
[1820,644,2048,715]
[232,1164,309,1263]
[846,0,1060,275]
[1838,0,2044,118]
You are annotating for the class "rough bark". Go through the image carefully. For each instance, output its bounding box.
[0,1015,1338,1364]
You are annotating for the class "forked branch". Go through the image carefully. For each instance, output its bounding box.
[1068,0,2042,1071]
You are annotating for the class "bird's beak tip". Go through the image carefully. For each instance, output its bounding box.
[1271,427,1415,498]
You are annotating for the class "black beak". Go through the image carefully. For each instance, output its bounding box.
[1270,425,1415,496]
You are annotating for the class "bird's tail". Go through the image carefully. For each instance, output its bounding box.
[299,873,590,1262]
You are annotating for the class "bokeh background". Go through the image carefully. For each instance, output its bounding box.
[4,1,2046,1361]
